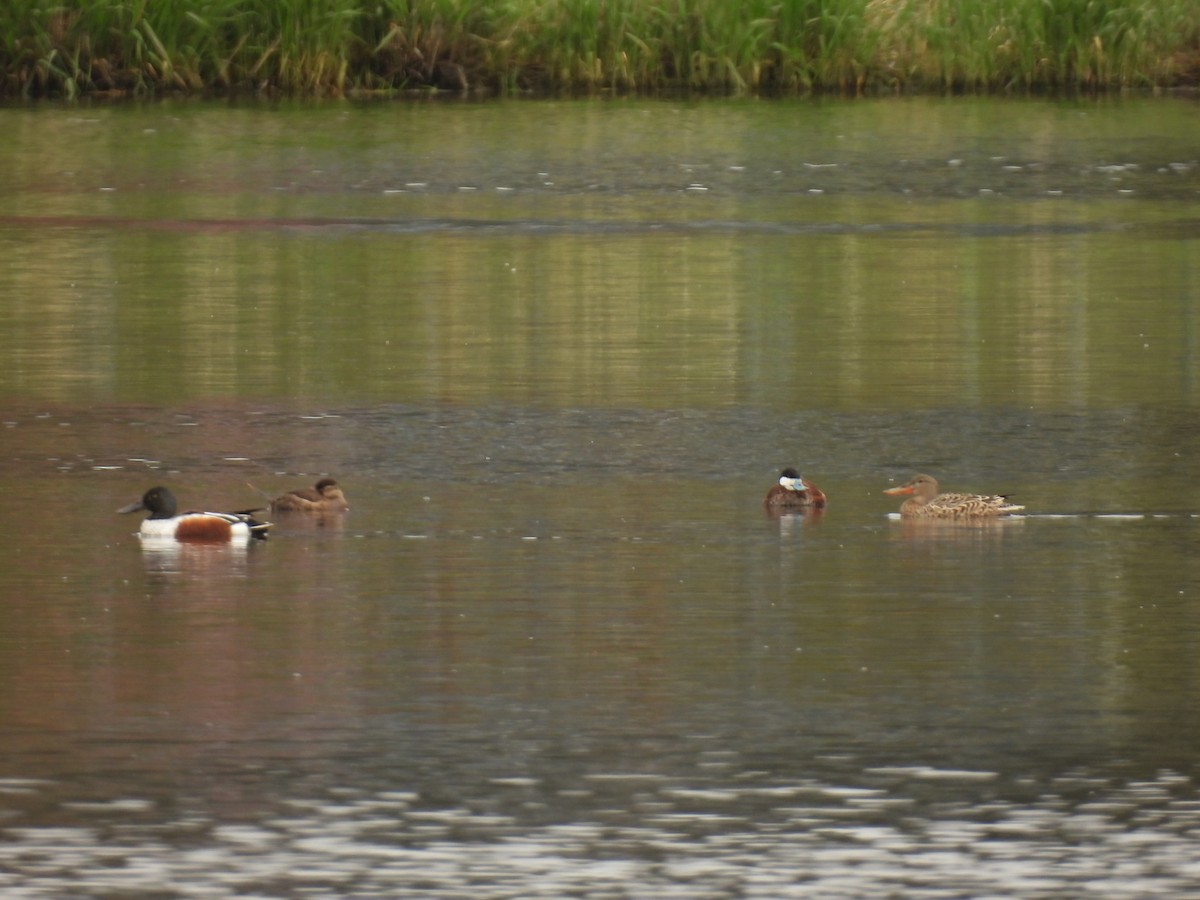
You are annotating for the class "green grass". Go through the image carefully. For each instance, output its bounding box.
[1,0,1197,97]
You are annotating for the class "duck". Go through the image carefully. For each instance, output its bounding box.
[883,473,1023,519]
[764,468,827,510]
[270,477,350,513]
[119,486,271,541]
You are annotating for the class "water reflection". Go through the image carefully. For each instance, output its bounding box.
[137,535,256,575]
[269,509,350,533]
[0,757,1198,897]
[887,515,1027,541]
[767,509,825,543]
[1,100,1198,410]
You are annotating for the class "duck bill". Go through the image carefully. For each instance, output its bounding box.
[117,499,146,514]
[883,485,915,496]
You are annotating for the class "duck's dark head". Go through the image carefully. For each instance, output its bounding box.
[118,486,177,519]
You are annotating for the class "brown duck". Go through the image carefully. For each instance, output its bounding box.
[270,478,350,513]
[764,468,827,511]
[883,473,1022,519]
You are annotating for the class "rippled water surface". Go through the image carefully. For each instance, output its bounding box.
[1,96,1199,897]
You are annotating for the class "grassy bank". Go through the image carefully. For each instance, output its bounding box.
[3,0,1198,98]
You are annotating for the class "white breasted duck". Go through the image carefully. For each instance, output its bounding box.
[119,486,271,542]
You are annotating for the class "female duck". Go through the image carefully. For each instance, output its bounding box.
[270,477,350,513]
[764,468,827,511]
[883,474,1023,519]
[119,486,271,542]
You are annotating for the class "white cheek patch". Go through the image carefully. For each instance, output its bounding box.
[780,476,808,492]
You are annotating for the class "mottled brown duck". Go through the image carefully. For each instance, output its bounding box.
[883,473,1022,519]
[270,478,350,513]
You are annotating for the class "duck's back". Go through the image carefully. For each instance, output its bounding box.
[906,492,1023,518]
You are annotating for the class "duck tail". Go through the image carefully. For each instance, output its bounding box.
[245,481,275,501]
[247,519,272,540]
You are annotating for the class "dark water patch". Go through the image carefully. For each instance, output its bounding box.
[0,213,1135,238]
[3,403,1199,521]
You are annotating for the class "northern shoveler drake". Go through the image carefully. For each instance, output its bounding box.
[119,486,271,542]
[764,468,827,510]
[270,477,350,513]
[883,474,1024,519]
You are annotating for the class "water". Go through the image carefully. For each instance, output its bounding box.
[1,96,1199,897]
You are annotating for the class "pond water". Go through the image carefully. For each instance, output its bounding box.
[1,95,1199,897]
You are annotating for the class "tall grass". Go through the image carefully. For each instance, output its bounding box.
[1,0,1197,97]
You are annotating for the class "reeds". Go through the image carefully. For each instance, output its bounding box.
[2,0,1197,97]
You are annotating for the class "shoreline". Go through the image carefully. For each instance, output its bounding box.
[3,0,1199,99]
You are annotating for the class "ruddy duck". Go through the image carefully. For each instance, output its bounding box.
[764,468,827,510]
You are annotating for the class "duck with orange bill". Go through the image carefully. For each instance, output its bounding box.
[884,474,1023,519]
